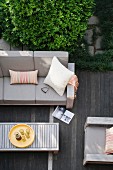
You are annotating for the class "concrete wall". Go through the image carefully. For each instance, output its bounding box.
[0,39,27,51]
[84,16,104,56]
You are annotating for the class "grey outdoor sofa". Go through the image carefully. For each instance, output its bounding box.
[0,51,75,108]
[83,117,113,165]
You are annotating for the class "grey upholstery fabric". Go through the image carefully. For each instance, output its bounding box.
[0,78,3,103]
[36,77,66,105]
[4,77,35,104]
[66,63,75,108]
[0,67,3,77]
[34,51,68,76]
[0,51,34,76]
[0,50,75,106]
[84,126,106,154]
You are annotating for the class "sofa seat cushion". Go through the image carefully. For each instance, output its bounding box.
[4,77,35,104]
[36,77,66,105]
[85,126,106,154]
[0,78,3,103]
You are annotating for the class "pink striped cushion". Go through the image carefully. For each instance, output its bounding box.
[9,70,38,84]
[105,127,113,154]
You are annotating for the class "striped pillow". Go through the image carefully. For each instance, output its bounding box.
[105,127,113,154]
[9,70,38,84]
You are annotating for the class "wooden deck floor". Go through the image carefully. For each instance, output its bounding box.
[0,71,113,170]
[0,106,50,170]
[72,71,113,170]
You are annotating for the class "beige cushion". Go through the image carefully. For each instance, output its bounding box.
[9,70,38,84]
[44,56,74,96]
[105,127,113,154]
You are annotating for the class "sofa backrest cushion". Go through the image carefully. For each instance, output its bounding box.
[0,51,34,76]
[34,51,68,76]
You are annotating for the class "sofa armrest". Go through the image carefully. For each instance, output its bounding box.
[66,63,75,109]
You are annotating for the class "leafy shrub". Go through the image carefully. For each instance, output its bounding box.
[70,46,113,71]
[0,0,5,38]
[70,0,113,71]
[0,0,94,52]
[94,0,113,50]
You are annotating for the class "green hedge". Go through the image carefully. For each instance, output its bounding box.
[94,0,113,50]
[70,46,113,71]
[0,0,94,53]
[0,0,5,38]
[70,0,113,71]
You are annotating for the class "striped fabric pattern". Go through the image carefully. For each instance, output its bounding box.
[68,75,79,91]
[9,70,38,84]
[105,127,113,154]
[68,75,79,99]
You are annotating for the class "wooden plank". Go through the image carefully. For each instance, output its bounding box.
[90,72,96,115]
[109,71,113,117]
[48,152,53,170]
[48,106,55,170]
[34,106,50,122]
[94,72,101,116]
[100,72,105,116]
[103,72,110,115]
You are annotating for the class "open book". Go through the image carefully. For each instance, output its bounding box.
[52,106,74,124]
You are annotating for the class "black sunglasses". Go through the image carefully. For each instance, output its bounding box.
[41,87,49,93]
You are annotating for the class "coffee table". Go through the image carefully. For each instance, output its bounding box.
[0,122,59,151]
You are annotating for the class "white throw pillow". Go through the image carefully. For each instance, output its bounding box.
[44,56,74,96]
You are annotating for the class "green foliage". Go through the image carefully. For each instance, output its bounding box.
[70,46,113,71]
[94,0,113,50]
[70,0,113,71]
[0,0,94,52]
[0,0,5,38]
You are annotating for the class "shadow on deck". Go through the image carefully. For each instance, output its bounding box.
[0,71,113,170]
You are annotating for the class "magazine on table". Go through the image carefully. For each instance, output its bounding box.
[52,106,75,124]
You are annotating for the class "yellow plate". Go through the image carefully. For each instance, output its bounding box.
[8,124,35,148]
